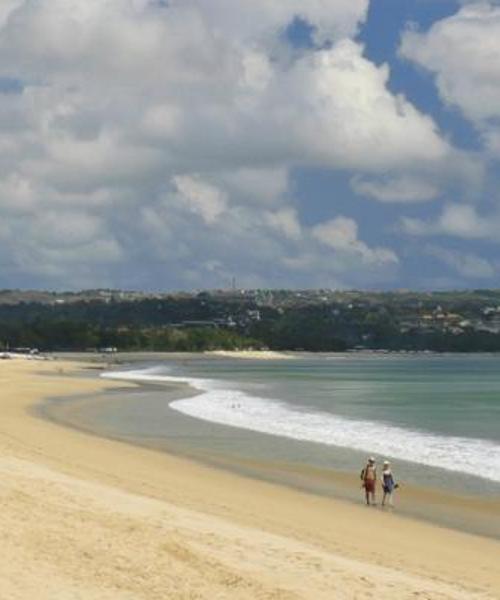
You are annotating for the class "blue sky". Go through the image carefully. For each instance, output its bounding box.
[1,0,500,291]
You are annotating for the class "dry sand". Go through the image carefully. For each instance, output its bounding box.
[1,358,499,599]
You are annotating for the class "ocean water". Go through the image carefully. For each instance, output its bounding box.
[101,353,500,492]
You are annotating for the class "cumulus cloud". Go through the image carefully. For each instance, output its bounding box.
[172,175,228,225]
[177,0,371,46]
[139,178,399,288]
[283,40,450,170]
[312,217,399,266]
[0,0,23,28]
[218,167,288,206]
[425,245,496,279]
[0,0,457,288]
[264,208,302,241]
[400,203,498,240]
[400,3,500,124]
[351,174,440,203]
[0,0,451,175]
[0,209,123,287]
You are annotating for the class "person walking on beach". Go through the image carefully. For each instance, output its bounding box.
[360,457,377,505]
[381,460,397,508]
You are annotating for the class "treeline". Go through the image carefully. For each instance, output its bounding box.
[2,297,500,352]
[367,329,500,353]
[0,318,260,352]
[0,300,349,352]
[249,307,500,352]
[249,307,348,351]
[0,297,235,327]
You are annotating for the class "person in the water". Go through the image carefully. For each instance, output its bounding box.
[360,457,377,505]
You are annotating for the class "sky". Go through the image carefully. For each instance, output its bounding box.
[1,0,500,292]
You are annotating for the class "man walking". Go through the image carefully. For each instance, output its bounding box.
[360,457,377,505]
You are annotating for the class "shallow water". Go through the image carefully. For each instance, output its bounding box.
[98,353,500,496]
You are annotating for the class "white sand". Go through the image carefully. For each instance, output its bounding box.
[1,358,499,599]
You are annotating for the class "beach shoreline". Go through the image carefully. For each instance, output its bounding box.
[1,356,500,599]
[205,350,296,360]
[37,367,500,540]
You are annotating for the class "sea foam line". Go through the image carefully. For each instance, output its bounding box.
[102,367,500,483]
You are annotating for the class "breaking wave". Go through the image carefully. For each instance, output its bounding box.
[102,367,500,483]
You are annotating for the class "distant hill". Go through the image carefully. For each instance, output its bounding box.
[1,288,500,352]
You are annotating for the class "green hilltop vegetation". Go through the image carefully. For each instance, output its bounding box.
[2,288,500,353]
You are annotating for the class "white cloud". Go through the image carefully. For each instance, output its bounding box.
[172,175,228,225]
[34,211,104,247]
[351,174,440,203]
[0,0,454,288]
[138,177,400,289]
[177,0,370,46]
[141,104,182,140]
[0,209,123,287]
[312,216,399,265]
[264,208,302,240]
[0,173,36,213]
[282,40,450,171]
[481,128,500,157]
[219,167,288,206]
[400,4,500,123]
[400,203,498,240]
[0,0,23,28]
[425,245,496,279]
[0,2,451,175]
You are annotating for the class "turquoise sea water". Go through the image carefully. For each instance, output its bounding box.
[100,353,500,495]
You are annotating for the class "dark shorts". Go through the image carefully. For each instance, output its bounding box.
[364,480,375,493]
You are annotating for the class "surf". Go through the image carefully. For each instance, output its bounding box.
[102,367,500,483]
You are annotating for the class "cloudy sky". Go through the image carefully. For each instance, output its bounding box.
[1,0,500,291]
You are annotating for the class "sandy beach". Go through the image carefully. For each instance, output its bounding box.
[1,358,499,599]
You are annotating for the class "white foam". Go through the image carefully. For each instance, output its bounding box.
[102,367,500,483]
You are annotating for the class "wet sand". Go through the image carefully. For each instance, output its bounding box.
[1,357,500,599]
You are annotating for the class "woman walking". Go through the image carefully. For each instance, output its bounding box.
[381,460,397,508]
